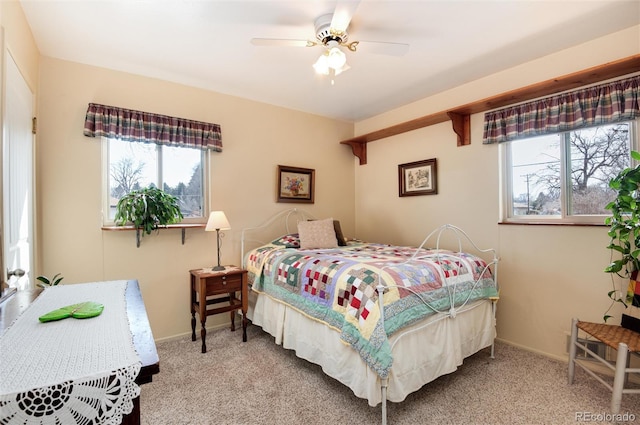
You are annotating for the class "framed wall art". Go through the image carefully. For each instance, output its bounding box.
[398,158,437,197]
[277,165,315,203]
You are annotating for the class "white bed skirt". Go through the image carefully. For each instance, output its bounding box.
[248,291,496,406]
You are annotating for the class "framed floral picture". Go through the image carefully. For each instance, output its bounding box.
[277,165,315,203]
[398,158,437,197]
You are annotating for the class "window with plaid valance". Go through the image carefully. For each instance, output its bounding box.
[83,103,222,152]
[483,74,640,144]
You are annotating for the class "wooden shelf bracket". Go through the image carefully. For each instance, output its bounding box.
[342,140,368,165]
[447,111,471,147]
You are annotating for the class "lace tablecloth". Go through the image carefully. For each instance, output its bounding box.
[0,281,142,425]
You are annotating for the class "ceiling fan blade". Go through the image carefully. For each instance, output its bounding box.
[353,41,410,57]
[251,38,317,48]
[330,0,361,33]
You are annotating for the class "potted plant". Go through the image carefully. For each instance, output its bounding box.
[36,273,64,288]
[604,150,640,331]
[115,187,184,235]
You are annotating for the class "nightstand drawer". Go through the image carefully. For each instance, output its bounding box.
[206,274,242,294]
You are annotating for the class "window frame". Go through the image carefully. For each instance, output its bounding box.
[499,120,639,225]
[101,138,210,226]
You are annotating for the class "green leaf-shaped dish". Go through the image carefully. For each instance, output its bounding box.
[39,302,104,322]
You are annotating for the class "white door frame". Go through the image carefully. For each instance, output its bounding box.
[1,34,36,293]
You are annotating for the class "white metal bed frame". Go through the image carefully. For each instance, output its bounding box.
[241,209,499,425]
[240,208,315,260]
[375,223,499,424]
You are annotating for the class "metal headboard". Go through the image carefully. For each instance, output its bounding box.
[240,208,316,267]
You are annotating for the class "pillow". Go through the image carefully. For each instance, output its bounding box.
[308,219,347,246]
[271,233,300,248]
[333,220,347,246]
[298,218,338,249]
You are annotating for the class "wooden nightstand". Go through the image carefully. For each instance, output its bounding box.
[189,266,248,353]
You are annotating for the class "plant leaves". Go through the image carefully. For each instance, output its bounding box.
[115,187,183,235]
[38,301,104,322]
[36,273,64,286]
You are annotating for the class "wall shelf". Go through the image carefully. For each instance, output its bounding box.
[102,223,206,247]
[341,55,640,165]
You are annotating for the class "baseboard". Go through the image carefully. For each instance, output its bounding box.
[154,321,237,344]
[494,337,566,362]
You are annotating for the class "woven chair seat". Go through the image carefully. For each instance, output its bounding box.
[570,318,640,414]
[577,321,640,353]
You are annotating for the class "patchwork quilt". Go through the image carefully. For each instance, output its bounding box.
[246,238,498,378]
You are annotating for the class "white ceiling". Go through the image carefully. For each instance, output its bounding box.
[19,0,640,122]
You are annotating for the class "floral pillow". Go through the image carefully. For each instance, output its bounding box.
[271,233,300,248]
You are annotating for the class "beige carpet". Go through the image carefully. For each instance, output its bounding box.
[140,324,640,425]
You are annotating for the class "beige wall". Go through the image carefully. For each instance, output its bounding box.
[0,0,39,91]
[9,0,640,359]
[36,57,355,340]
[353,25,640,360]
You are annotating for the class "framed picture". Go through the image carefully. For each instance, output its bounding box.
[277,165,315,203]
[398,158,437,197]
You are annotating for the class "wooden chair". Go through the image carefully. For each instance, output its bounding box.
[568,318,640,414]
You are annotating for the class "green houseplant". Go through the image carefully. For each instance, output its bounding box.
[115,187,184,235]
[36,273,64,288]
[603,150,640,323]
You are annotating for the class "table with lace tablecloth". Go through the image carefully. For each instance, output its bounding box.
[0,280,159,425]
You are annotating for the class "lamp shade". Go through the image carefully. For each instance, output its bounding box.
[205,211,230,231]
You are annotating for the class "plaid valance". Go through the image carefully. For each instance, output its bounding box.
[83,103,222,152]
[483,74,640,144]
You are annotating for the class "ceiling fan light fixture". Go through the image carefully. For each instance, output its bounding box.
[327,47,347,69]
[253,6,410,80]
[313,53,330,75]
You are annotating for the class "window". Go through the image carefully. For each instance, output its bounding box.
[104,138,207,223]
[502,121,637,224]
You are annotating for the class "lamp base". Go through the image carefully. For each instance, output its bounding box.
[211,265,225,271]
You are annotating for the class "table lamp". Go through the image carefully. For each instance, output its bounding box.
[205,211,230,271]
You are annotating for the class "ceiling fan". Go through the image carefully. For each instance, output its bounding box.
[250,1,409,80]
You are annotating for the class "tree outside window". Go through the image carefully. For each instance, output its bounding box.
[506,122,634,223]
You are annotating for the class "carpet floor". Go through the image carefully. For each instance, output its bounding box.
[140,324,640,425]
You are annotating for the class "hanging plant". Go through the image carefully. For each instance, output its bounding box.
[603,150,640,322]
[115,187,183,235]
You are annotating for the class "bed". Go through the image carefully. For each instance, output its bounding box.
[241,209,499,424]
